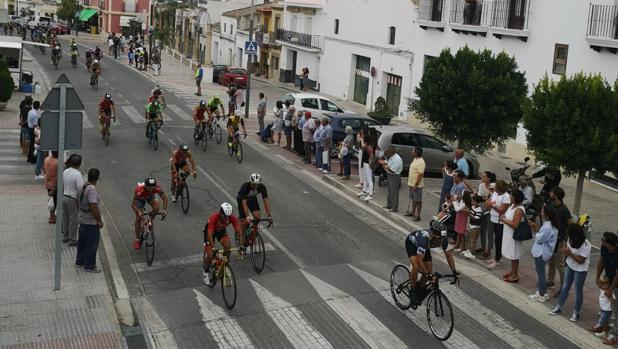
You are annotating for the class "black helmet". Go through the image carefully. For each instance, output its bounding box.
[199,99,206,106]
[179,144,189,151]
[144,177,157,188]
[105,92,112,100]
[429,219,447,237]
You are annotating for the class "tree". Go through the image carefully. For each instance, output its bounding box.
[408,46,528,153]
[56,0,82,22]
[0,58,14,103]
[523,73,618,214]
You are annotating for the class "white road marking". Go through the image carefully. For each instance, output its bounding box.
[275,154,294,165]
[121,105,145,124]
[82,111,94,129]
[249,279,333,348]
[193,289,255,348]
[139,297,179,349]
[301,270,408,349]
[349,265,481,349]
[168,138,176,146]
[166,104,193,121]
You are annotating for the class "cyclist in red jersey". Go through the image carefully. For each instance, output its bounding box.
[98,92,117,132]
[203,203,244,285]
[147,85,166,106]
[193,100,208,139]
[131,177,168,250]
[169,144,196,202]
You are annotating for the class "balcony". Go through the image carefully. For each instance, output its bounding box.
[490,0,531,41]
[417,0,446,31]
[586,3,618,53]
[275,28,320,51]
[449,0,490,36]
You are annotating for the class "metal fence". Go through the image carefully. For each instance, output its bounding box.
[450,0,490,27]
[491,0,529,30]
[587,4,618,39]
[275,28,320,50]
[418,0,445,22]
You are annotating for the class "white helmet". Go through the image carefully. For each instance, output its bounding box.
[249,173,261,184]
[94,59,99,63]
[220,202,233,217]
[234,110,242,117]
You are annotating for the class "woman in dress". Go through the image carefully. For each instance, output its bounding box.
[500,189,526,282]
[272,101,284,146]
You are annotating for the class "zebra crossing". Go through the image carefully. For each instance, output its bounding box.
[0,129,36,183]
[78,103,199,129]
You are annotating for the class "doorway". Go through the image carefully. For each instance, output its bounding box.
[385,74,402,116]
[353,55,370,106]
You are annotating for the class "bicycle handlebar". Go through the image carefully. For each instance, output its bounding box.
[251,218,272,228]
[432,271,460,285]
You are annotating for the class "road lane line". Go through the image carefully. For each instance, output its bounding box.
[168,138,176,146]
[138,297,179,349]
[82,111,94,129]
[300,270,408,349]
[120,105,145,124]
[349,264,481,349]
[193,289,256,348]
[249,279,334,349]
[166,104,193,121]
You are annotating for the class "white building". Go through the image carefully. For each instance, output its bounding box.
[412,0,618,147]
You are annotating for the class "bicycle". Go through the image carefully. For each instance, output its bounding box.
[390,265,458,341]
[139,211,165,266]
[227,131,245,164]
[173,171,190,214]
[194,122,208,152]
[71,54,78,68]
[146,116,162,151]
[100,113,116,146]
[203,247,238,309]
[52,54,59,69]
[206,117,223,145]
[237,219,270,273]
[90,72,99,90]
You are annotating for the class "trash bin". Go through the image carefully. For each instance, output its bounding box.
[90,26,97,34]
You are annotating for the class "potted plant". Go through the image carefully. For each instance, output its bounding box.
[0,58,13,110]
[367,96,393,125]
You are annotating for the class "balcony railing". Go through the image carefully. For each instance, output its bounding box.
[276,28,320,50]
[491,0,529,30]
[450,0,490,27]
[587,4,618,40]
[418,0,445,22]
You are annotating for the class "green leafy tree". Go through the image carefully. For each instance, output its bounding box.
[0,58,14,103]
[523,73,618,214]
[408,46,527,153]
[56,0,82,22]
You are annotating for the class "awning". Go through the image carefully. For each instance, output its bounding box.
[79,9,97,21]
[120,16,137,27]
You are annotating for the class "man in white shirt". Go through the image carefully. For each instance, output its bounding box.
[379,146,403,212]
[301,112,315,164]
[62,154,84,246]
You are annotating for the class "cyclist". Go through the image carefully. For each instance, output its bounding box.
[193,100,208,139]
[69,41,79,66]
[51,43,61,65]
[226,110,247,147]
[90,59,102,87]
[202,202,244,285]
[85,48,94,69]
[148,85,166,106]
[237,173,273,237]
[144,100,163,138]
[207,94,225,121]
[405,219,457,305]
[98,92,117,132]
[169,144,196,203]
[94,45,103,60]
[131,177,168,250]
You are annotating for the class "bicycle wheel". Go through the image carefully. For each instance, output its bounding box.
[144,229,155,266]
[194,130,200,146]
[104,129,110,146]
[180,182,190,214]
[250,232,266,273]
[390,264,412,310]
[201,132,208,152]
[221,264,237,309]
[214,124,222,144]
[227,140,234,157]
[426,290,454,341]
[235,142,243,164]
[153,128,159,151]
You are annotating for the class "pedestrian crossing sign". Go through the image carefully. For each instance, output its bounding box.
[245,41,258,55]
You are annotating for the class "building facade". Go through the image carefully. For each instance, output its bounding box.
[98,0,152,35]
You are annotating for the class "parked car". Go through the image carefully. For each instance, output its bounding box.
[50,22,70,35]
[212,64,227,83]
[218,67,248,87]
[283,92,355,118]
[306,112,379,157]
[372,125,479,178]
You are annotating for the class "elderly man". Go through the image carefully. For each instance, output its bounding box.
[379,146,403,212]
[455,148,469,178]
[301,112,315,164]
[319,118,333,173]
[406,146,425,221]
[76,168,104,272]
[519,177,534,208]
[63,154,85,246]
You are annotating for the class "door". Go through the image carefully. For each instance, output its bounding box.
[236,48,243,68]
[507,0,527,30]
[417,134,452,172]
[431,0,443,22]
[228,48,233,66]
[385,74,402,116]
[213,41,219,64]
[291,50,298,80]
[353,55,370,106]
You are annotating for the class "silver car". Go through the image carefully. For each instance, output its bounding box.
[372,126,479,178]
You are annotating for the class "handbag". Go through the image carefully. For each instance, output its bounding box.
[512,207,532,241]
[47,196,55,211]
[322,150,329,163]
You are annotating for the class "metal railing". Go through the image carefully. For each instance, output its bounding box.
[491,0,530,30]
[587,4,618,40]
[418,0,445,22]
[275,28,320,50]
[450,0,490,27]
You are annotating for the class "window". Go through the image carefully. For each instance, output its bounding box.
[224,23,226,32]
[283,94,295,105]
[423,55,437,74]
[391,133,419,147]
[339,119,362,129]
[301,98,319,109]
[230,24,234,33]
[388,26,396,45]
[320,99,342,112]
[334,19,339,34]
[418,134,446,150]
[552,44,568,75]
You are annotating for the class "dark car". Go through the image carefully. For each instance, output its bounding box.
[218,67,248,88]
[212,64,227,83]
[308,112,379,157]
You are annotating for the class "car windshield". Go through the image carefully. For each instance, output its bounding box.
[230,69,247,75]
[418,134,447,150]
[339,119,362,129]
[283,94,295,105]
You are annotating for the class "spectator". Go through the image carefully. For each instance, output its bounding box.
[357,144,374,201]
[547,187,574,292]
[531,166,561,202]
[300,67,309,91]
[19,95,33,156]
[256,92,267,135]
[128,44,134,64]
[283,105,295,150]
[486,180,510,270]
[194,63,203,96]
[454,148,469,178]
[595,275,615,338]
[438,160,457,212]
[453,191,471,252]
[339,126,354,179]
[44,151,59,224]
[62,154,84,246]
[313,117,324,169]
[528,205,559,302]
[143,50,149,71]
[354,127,368,189]
[319,118,333,174]
[500,189,526,283]
[380,145,402,212]
[465,194,484,259]
[33,120,43,179]
[26,100,40,164]
[76,168,103,273]
[549,224,592,322]
[301,111,315,164]
[477,171,495,257]
[113,36,119,59]
[107,35,114,55]
[450,169,467,198]
[293,110,305,157]
[519,177,534,207]
[598,232,618,344]
[406,146,425,221]
[272,101,284,146]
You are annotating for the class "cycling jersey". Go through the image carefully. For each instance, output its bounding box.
[405,230,448,261]
[171,150,189,169]
[206,212,240,236]
[99,98,114,114]
[146,103,162,117]
[208,98,222,111]
[227,115,244,130]
[195,107,207,121]
[237,182,268,201]
[91,63,101,72]
[133,183,164,202]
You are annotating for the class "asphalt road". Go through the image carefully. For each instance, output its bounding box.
[26,43,588,349]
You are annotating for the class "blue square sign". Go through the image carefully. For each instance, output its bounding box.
[244,41,258,55]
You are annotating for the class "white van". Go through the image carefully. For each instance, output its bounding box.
[28,16,52,28]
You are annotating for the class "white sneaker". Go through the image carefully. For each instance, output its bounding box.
[203,271,211,285]
[454,248,462,253]
[171,195,177,203]
[34,175,45,180]
[357,191,367,197]
[354,183,363,188]
[569,312,580,322]
[363,195,373,201]
[463,251,476,259]
[528,291,547,303]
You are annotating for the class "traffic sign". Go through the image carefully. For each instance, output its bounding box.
[244,41,258,55]
[39,111,83,150]
[41,75,84,110]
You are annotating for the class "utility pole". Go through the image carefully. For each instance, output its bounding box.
[244,0,255,119]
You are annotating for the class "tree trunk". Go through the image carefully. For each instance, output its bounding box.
[572,169,586,216]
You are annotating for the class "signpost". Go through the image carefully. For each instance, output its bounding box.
[40,74,84,291]
[244,0,256,119]
[244,41,258,56]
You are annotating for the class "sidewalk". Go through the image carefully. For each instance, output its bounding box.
[0,75,122,348]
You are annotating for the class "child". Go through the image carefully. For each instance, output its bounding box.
[592,275,615,336]
[463,195,483,259]
[453,192,471,252]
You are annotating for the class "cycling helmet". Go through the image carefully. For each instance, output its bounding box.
[249,173,262,184]
[212,94,220,101]
[234,110,242,117]
[144,177,157,188]
[199,99,206,106]
[429,219,447,237]
[104,92,112,100]
[94,59,99,63]
[179,144,189,151]
[96,45,100,49]
[154,84,161,91]
[220,202,233,217]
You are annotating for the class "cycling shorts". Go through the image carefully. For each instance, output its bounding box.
[135,197,156,209]
[174,160,187,172]
[237,197,260,219]
[100,108,111,117]
[203,224,229,245]
[147,112,159,120]
[209,106,220,113]
[405,238,432,262]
